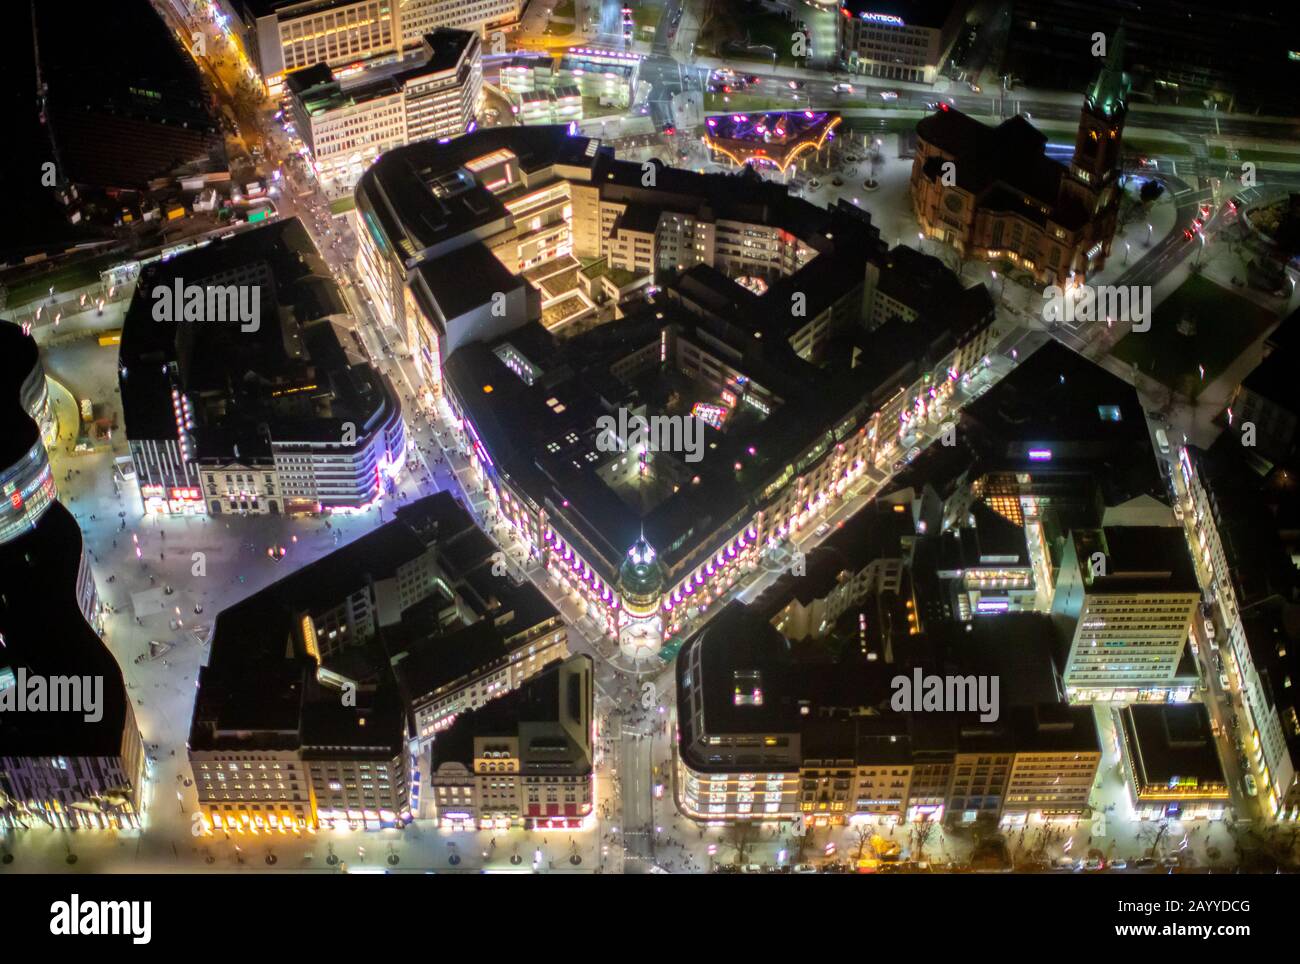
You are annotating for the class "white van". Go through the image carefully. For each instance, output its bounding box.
[1155,428,1170,454]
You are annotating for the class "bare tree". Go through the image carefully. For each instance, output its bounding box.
[853,824,875,861]
[911,817,937,860]
[725,821,758,865]
[1136,819,1170,859]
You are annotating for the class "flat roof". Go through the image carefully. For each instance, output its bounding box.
[1120,703,1226,788]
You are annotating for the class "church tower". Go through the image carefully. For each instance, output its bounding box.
[1058,24,1131,279]
[1071,23,1130,188]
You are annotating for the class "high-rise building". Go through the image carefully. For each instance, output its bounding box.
[36,0,222,197]
[911,28,1129,285]
[286,29,482,197]
[1053,526,1200,699]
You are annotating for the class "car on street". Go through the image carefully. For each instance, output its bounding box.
[787,80,804,90]
[1134,857,1157,868]
[1110,859,1128,870]
[879,90,899,100]
[814,522,831,537]
[1161,855,1180,867]
[1220,671,1231,690]
[832,82,854,93]
[1083,858,1104,871]
[1244,774,1258,796]
[1053,857,1078,870]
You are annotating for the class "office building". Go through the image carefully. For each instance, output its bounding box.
[837,0,966,84]
[911,28,1129,285]
[117,218,405,516]
[36,0,222,197]
[1053,527,1200,698]
[286,29,482,197]
[225,0,516,91]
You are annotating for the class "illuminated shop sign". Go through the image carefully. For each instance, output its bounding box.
[859,11,905,25]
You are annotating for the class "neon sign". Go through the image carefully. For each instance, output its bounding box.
[859,11,904,25]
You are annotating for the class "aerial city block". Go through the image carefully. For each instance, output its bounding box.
[0,0,1298,928]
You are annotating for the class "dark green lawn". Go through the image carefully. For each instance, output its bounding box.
[699,8,804,66]
[1111,273,1278,399]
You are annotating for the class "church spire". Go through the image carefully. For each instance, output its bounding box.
[1086,22,1130,119]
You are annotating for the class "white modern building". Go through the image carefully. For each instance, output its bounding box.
[224,0,513,91]
[287,29,482,197]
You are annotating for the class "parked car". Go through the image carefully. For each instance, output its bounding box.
[1244,773,1258,796]
[1083,858,1104,871]
[1110,859,1128,870]
[879,90,899,100]
[1134,857,1157,869]
[1053,857,1078,870]
[1161,855,1180,867]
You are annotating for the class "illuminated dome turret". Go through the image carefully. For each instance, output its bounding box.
[617,534,666,660]
[618,536,665,615]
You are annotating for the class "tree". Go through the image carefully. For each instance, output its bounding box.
[1139,179,1164,206]
[1137,819,1170,858]
[725,821,758,865]
[853,824,875,861]
[911,817,937,860]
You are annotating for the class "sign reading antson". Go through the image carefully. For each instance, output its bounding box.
[859,11,905,24]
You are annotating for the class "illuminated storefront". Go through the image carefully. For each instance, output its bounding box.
[0,437,57,545]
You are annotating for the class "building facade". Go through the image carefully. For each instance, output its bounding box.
[429,655,594,831]
[1053,527,1200,699]
[837,1,965,84]
[287,29,482,198]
